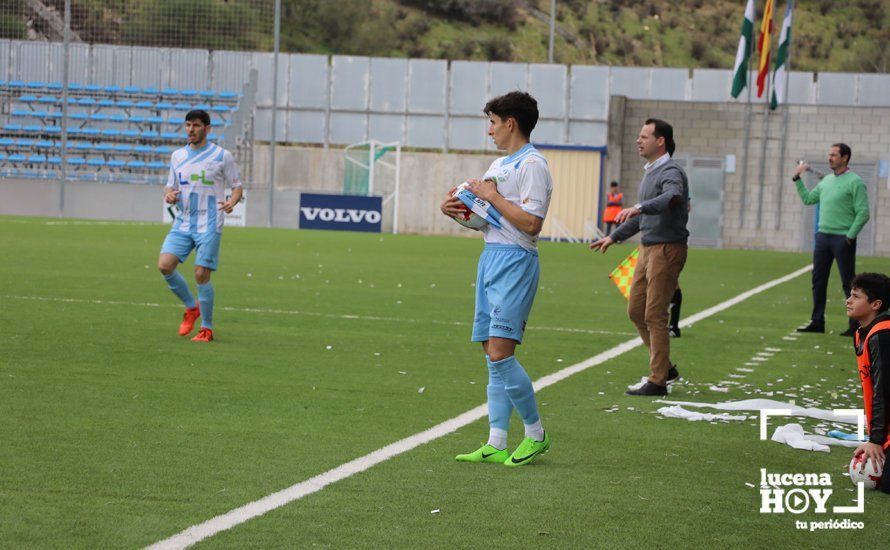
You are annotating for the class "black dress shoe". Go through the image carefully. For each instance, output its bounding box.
[839,328,856,337]
[796,321,824,333]
[625,381,668,396]
[667,364,680,384]
[669,326,681,338]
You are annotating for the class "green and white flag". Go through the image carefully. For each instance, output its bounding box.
[730,0,755,98]
[770,1,793,110]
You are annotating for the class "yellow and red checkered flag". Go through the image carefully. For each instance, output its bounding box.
[608,247,639,299]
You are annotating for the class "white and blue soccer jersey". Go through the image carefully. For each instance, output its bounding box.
[166,142,242,234]
[480,144,553,251]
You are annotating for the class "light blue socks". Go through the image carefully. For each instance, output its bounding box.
[197,282,214,329]
[490,355,540,426]
[164,271,196,309]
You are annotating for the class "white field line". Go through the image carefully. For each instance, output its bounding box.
[146,263,813,549]
[0,294,633,337]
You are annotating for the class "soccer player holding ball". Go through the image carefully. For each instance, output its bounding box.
[847,272,890,493]
[157,110,243,342]
[439,91,553,466]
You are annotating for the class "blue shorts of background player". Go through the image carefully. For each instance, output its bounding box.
[472,244,540,343]
[160,230,221,271]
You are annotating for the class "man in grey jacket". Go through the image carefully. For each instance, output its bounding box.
[590,118,689,396]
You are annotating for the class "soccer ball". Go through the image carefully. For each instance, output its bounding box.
[451,182,488,230]
[848,454,882,489]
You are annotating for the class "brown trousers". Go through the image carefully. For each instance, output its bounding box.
[627,243,688,386]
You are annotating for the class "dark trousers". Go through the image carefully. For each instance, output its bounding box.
[811,232,857,329]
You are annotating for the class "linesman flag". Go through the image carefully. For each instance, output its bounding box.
[730,0,756,98]
[608,248,639,299]
[756,0,775,97]
[770,1,793,110]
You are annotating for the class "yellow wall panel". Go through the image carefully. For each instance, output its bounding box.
[536,147,604,241]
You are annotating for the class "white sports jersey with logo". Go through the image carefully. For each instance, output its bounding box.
[481,144,553,251]
[165,142,242,233]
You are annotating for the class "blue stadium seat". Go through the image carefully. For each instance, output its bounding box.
[64,96,79,104]
[0,152,6,162]
[46,82,62,91]
[129,115,147,124]
[198,90,216,99]
[172,102,191,111]
[146,116,164,124]
[134,145,153,154]
[67,83,85,92]
[127,160,146,169]
[193,104,211,111]
[77,97,96,106]
[12,109,31,117]
[84,84,102,93]
[100,129,120,138]
[104,86,121,94]
[95,143,114,153]
[64,127,82,136]
[90,113,110,122]
[218,91,238,100]
[107,159,125,168]
[162,88,180,96]
[37,96,57,104]
[46,126,61,134]
[180,90,198,98]
[120,129,140,139]
[207,132,217,140]
[135,100,154,109]
[17,139,36,147]
[72,141,92,152]
[117,99,135,108]
[210,105,230,113]
[113,144,133,153]
[8,81,26,89]
[123,86,141,95]
[23,125,43,133]
[155,101,174,110]
[155,145,173,155]
[45,111,62,119]
[18,94,38,103]
[47,156,62,165]
[87,158,106,167]
[8,153,27,162]
[35,140,54,149]
[29,111,49,119]
[26,81,45,90]
[68,113,88,121]
[141,131,159,139]
[0,138,14,147]
[4,124,23,132]
[161,131,181,140]
[80,128,101,137]
[28,154,47,163]
[109,114,127,123]
[143,87,160,95]
[67,157,86,167]
[98,98,116,108]
[147,160,166,170]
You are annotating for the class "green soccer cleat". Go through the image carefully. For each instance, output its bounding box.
[503,432,551,467]
[455,443,509,464]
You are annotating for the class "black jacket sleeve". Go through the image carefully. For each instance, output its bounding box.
[867,330,890,445]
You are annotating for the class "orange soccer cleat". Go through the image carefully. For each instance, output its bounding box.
[191,328,214,342]
[179,306,201,336]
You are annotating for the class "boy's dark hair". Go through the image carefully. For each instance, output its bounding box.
[852,272,890,313]
[484,91,539,138]
[832,142,852,163]
[610,181,619,187]
[185,109,211,126]
[645,118,676,156]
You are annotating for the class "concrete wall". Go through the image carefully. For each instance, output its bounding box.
[608,99,890,256]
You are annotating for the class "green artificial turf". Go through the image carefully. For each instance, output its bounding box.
[1,215,888,548]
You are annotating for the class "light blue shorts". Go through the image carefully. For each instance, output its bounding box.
[160,230,221,271]
[472,243,540,344]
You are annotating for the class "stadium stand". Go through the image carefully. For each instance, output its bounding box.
[0,81,241,183]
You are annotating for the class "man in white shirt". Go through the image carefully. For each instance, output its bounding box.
[157,110,243,342]
[440,91,553,466]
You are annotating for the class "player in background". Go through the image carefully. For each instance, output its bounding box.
[157,109,243,342]
[847,272,890,493]
[603,181,623,235]
[440,91,553,466]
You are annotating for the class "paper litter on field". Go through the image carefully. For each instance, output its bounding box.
[657,405,747,422]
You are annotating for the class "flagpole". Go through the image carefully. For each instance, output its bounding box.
[775,0,793,230]
[755,2,775,230]
[740,34,754,229]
